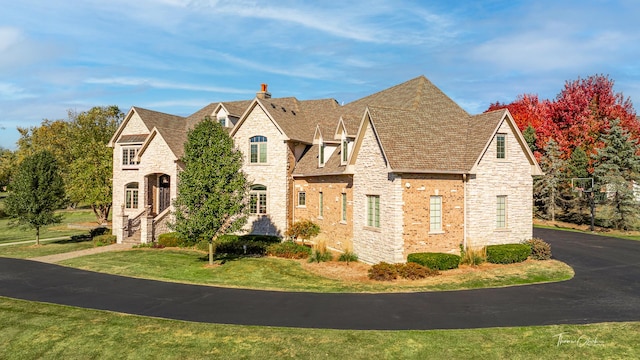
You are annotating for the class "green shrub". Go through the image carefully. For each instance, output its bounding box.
[266,241,311,259]
[407,252,460,270]
[486,244,531,264]
[239,234,281,244]
[396,262,439,279]
[158,232,185,247]
[215,240,268,256]
[460,246,486,266]
[285,219,320,244]
[93,234,116,247]
[338,250,358,265]
[368,262,398,281]
[195,239,210,252]
[525,238,552,260]
[133,242,165,249]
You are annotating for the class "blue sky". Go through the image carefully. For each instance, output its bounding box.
[1,0,639,149]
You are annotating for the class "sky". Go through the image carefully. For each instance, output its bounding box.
[1,0,639,149]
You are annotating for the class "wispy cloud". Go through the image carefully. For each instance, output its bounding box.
[85,77,251,94]
[0,82,35,100]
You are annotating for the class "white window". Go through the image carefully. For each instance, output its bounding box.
[319,192,324,218]
[341,139,348,164]
[430,196,442,232]
[341,193,347,222]
[298,192,306,207]
[497,195,507,228]
[125,182,139,209]
[319,144,325,166]
[122,147,140,166]
[366,195,380,228]
[250,136,267,164]
[496,134,506,159]
[250,185,267,214]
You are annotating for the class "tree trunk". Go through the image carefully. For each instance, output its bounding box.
[92,204,111,225]
[35,227,40,246]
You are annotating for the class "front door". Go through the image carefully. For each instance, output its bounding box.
[158,174,170,213]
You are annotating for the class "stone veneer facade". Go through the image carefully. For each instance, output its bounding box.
[352,121,404,264]
[293,175,353,251]
[465,120,533,247]
[233,104,290,236]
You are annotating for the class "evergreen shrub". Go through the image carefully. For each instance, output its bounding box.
[407,252,460,270]
[486,244,531,264]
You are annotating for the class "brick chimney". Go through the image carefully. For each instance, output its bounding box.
[256,83,271,99]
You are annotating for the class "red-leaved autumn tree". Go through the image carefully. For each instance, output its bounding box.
[487,75,638,163]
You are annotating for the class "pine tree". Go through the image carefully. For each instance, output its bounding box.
[592,119,640,230]
[171,117,249,264]
[5,150,65,244]
[534,139,565,221]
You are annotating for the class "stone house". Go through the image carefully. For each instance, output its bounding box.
[108,76,542,264]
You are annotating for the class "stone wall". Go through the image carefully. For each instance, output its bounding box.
[233,104,290,236]
[293,175,353,251]
[352,121,404,264]
[401,174,464,256]
[466,119,534,247]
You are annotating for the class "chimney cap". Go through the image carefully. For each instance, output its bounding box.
[257,83,271,99]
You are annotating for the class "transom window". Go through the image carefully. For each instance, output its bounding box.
[496,134,506,159]
[122,146,140,166]
[298,191,306,207]
[367,195,380,228]
[250,184,267,214]
[125,182,139,209]
[250,136,267,164]
[430,196,442,232]
[497,195,507,228]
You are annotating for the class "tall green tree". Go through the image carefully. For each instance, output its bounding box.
[522,125,538,155]
[592,119,640,230]
[66,106,123,224]
[534,139,565,221]
[5,151,65,244]
[172,117,249,264]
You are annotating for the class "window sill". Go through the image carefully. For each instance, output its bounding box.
[317,216,324,221]
[428,230,445,235]
[364,226,381,233]
[340,220,347,225]
[494,228,511,232]
[121,166,140,170]
[296,205,306,208]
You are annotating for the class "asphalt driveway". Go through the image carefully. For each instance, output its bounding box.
[0,228,638,330]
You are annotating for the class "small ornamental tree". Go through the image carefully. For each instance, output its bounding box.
[171,117,249,264]
[285,219,320,245]
[5,150,65,245]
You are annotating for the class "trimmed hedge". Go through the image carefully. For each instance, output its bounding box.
[486,244,531,264]
[158,232,185,247]
[214,234,283,256]
[266,241,311,259]
[407,252,460,270]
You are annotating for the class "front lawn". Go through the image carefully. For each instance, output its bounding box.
[0,209,100,244]
[60,249,574,293]
[0,237,95,259]
[1,296,637,359]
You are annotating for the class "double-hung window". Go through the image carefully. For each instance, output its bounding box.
[298,192,306,207]
[430,196,442,232]
[366,195,380,228]
[125,182,139,209]
[122,147,140,167]
[496,134,506,159]
[250,136,267,164]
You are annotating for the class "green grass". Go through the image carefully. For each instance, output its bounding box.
[0,209,99,244]
[60,249,574,293]
[1,296,637,359]
[0,237,95,259]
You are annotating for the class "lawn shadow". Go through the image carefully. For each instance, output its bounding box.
[54,234,92,244]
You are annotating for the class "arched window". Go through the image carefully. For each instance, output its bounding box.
[125,182,139,209]
[250,184,267,214]
[250,136,267,163]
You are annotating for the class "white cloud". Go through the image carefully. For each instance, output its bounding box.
[85,77,251,94]
[0,82,35,100]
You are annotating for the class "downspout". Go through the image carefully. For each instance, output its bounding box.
[463,173,467,249]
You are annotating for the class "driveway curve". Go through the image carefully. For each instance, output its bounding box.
[0,228,638,330]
